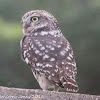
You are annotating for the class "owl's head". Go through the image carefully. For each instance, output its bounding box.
[21,10,59,35]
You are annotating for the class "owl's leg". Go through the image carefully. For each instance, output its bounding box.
[38,81,49,91]
[42,86,49,91]
[53,85,59,92]
[43,88,48,91]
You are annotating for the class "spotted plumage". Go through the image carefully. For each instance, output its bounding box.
[20,10,78,92]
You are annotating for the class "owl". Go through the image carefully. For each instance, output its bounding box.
[20,10,78,92]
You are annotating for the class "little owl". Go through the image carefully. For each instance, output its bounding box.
[20,10,78,92]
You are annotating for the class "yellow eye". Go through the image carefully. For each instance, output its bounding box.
[31,17,39,22]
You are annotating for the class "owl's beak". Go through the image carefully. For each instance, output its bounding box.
[21,19,30,28]
[23,22,30,29]
[21,20,23,24]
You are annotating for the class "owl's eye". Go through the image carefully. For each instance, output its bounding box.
[31,17,39,22]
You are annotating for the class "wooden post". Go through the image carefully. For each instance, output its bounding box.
[0,86,99,100]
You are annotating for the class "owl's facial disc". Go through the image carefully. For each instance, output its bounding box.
[22,10,59,35]
[22,15,47,29]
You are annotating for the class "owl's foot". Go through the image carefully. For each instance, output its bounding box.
[43,87,48,91]
[53,85,59,92]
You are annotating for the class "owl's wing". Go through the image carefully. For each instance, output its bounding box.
[20,34,78,92]
[20,36,28,63]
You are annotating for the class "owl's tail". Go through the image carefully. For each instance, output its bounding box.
[60,75,79,92]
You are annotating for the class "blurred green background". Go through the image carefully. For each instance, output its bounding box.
[0,0,100,95]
